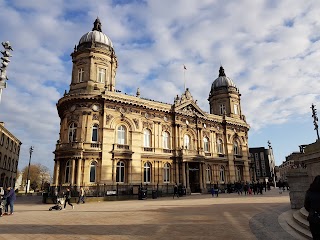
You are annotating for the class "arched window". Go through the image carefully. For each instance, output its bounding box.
[184,134,191,149]
[116,161,125,183]
[117,125,126,144]
[203,137,209,152]
[206,165,211,183]
[5,137,9,149]
[8,157,11,171]
[163,163,170,183]
[217,139,223,154]
[65,160,71,183]
[0,153,2,168]
[0,173,5,187]
[90,162,97,183]
[78,68,84,82]
[144,129,151,147]
[144,162,151,183]
[68,123,77,142]
[220,166,225,182]
[162,132,170,149]
[233,141,239,155]
[3,155,7,170]
[92,124,98,142]
[0,133,4,145]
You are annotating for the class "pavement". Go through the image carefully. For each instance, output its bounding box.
[0,188,304,240]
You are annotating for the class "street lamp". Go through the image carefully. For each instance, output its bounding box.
[25,146,34,194]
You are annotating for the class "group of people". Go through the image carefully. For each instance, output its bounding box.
[0,186,16,216]
[227,181,272,195]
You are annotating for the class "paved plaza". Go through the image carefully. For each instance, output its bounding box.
[0,189,305,240]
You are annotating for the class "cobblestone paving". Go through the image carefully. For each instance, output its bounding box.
[0,189,294,240]
[250,204,297,240]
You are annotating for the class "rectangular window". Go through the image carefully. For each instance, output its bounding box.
[260,152,264,161]
[78,68,84,82]
[219,104,226,115]
[98,68,106,83]
[254,153,259,160]
[256,170,261,176]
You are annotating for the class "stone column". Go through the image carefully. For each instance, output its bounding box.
[203,163,206,189]
[54,160,60,186]
[199,163,203,192]
[71,159,76,185]
[77,159,82,187]
[175,161,179,184]
[182,162,186,187]
[186,163,190,190]
[128,160,132,184]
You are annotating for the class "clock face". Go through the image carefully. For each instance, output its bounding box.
[92,104,99,112]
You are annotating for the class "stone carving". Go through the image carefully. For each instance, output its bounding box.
[162,124,171,132]
[143,121,153,130]
[67,114,79,122]
[106,114,113,124]
[92,114,99,120]
[133,118,139,129]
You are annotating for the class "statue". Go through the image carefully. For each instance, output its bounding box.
[92,17,102,32]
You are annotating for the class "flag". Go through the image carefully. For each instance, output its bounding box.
[183,65,187,70]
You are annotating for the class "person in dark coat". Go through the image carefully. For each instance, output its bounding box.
[63,188,74,209]
[4,187,16,215]
[304,175,320,239]
[173,184,179,199]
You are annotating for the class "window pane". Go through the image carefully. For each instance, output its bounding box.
[92,125,98,142]
[90,162,96,182]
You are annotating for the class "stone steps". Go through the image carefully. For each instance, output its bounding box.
[286,208,312,239]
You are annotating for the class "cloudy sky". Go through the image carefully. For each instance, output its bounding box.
[0,0,319,173]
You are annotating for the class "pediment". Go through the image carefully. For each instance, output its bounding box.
[175,101,206,117]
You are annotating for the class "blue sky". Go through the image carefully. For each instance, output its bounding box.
[0,0,320,174]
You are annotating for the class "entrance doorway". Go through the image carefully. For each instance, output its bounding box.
[188,162,200,193]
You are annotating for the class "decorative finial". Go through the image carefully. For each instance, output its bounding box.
[219,66,226,77]
[92,17,102,32]
[136,88,140,97]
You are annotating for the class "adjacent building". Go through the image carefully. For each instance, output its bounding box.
[53,18,251,193]
[0,122,22,188]
[249,145,276,182]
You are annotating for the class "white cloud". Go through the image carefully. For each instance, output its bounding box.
[1,0,320,170]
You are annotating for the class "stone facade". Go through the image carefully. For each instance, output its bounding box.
[53,19,251,193]
[0,122,22,188]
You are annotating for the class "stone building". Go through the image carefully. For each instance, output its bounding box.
[53,18,250,193]
[0,122,22,188]
[279,151,304,181]
[249,145,276,182]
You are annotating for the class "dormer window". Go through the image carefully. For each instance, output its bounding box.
[78,68,84,82]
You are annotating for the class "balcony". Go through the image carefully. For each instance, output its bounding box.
[112,144,132,157]
[56,142,83,150]
[162,149,172,153]
[143,147,154,152]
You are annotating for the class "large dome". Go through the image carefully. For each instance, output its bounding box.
[78,18,113,49]
[211,66,236,89]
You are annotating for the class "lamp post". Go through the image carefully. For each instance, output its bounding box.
[311,103,320,141]
[25,146,34,194]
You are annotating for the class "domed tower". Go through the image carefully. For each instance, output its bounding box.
[208,66,242,119]
[69,17,117,94]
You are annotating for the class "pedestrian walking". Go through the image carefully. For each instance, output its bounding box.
[77,187,85,204]
[214,183,219,197]
[4,187,16,215]
[173,184,179,199]
[63,188,74,209]
[211,186,215,197]
[304,175,320,240]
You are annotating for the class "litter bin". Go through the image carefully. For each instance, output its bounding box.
[138,189,147,200]
[42,192,48,203]
[152,190,158,199]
